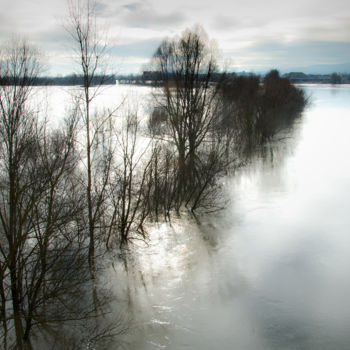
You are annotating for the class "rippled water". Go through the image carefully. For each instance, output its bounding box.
[107,84,350,350]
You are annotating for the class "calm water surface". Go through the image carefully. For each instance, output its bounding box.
[107,84,350,350]
[37,84,350,349]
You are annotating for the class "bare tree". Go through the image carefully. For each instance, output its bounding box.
[65,0,114,284]
[151,26,227,213]
[0,39,93,349]
[145,143,178,221]
[105,112,152,249]
[0,38,42,349]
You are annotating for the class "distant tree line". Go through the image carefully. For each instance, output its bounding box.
[283,71,350,84]
[121,71,350,86]
[0,74,117,86]
[2,70,346,87]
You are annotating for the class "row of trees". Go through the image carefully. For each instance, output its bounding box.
[0,3,306,348]
[0,74,117,86]
[147,31,307,216]
[0,1,130,347]
[217,69,306,151]
[0,39,101,349]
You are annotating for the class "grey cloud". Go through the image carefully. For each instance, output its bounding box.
[122,2,186,29]
[122,2,140,11]
[253,40,350,65]
[211,16,271,37]
[211,16,268,31]
[111,38,161,58]
[0,14,11,29]
[302,17,350,42]
[95,1,109,15]
[36,30,68,43]
[101,1,186,29]
[32,30,71,50]
[211,15,242,31]
[232,39,350,70]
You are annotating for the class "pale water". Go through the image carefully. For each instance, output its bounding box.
[109,84,350,350]
[36,84,350,349]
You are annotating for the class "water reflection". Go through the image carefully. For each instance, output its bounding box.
[110,84,350,350]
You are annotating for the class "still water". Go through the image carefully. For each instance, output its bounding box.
[36,84,350,349]
[105,84,350,350]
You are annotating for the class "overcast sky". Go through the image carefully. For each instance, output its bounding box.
[1,0,350,75]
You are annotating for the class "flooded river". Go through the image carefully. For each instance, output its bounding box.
[37,83,350,349]
[108,84,350,350]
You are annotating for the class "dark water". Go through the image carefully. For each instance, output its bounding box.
[106,84,350,350]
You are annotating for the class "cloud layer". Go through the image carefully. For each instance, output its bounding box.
[1,0,350,74]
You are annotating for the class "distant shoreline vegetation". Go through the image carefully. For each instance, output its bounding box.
[0,71,349,86]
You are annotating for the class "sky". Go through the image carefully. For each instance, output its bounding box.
[1,0,350,75]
